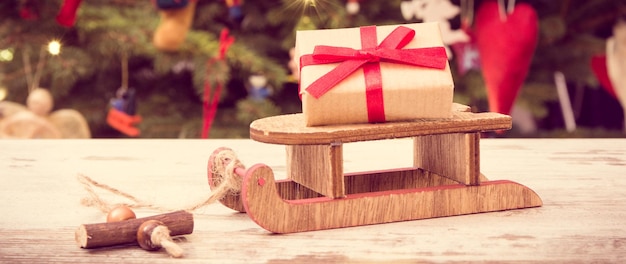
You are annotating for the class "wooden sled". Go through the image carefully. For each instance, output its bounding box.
[106,108,142,137]
[208,104,542,233]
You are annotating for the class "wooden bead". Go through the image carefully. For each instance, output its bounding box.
[136,219,184,257]
[137,220,163,251]
[106,206,136,222]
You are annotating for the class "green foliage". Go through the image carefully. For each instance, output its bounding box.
[0,0,623,137]
[236,98,281,125]
[77,2,156,58]
[452,70,487,104]
[46,46,94,97]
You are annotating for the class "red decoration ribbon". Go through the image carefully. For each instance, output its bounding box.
[300,25,448,123]
[202,28,234,138]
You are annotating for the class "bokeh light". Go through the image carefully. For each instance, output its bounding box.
[47,40,62,55]
[0,49,13,62]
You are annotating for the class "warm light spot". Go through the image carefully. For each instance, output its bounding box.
[0,49,13,61]
[47,40,61,55]
[0,87,7,101]
[304,0,316,7]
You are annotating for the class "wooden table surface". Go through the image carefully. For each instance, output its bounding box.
[0,138,625,263]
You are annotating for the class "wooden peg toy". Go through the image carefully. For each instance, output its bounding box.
[137,220,184,258]
[75,210,193,249]
[208,103,543,233]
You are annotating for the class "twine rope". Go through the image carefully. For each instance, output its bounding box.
[152,225,184,258]
[77,148,245,213]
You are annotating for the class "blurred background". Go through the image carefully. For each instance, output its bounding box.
[0,0,625,138]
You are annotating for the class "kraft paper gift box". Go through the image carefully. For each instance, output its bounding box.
[296,22,454,126]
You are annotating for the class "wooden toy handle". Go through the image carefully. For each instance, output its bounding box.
[75,210,193,249]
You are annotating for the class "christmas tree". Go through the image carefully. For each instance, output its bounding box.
[0,0,624,138]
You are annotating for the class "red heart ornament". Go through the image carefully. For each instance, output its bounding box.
[475,0,538,115]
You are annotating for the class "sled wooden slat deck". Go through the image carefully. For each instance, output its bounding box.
[249,103,511,145]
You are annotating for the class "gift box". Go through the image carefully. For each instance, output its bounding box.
[296,22,454,126]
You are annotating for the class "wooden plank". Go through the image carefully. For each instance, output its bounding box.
[1,139,626,263]
[211,167,461,211]
[343,167,461,194]
[286,143,345,198]
[414,133,480,185]
[242,164,542,234]
[279,167,461,200]
[249,104,511,145]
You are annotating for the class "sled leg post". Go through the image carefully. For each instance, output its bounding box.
[286,143,344,198]
[413,132,480,185]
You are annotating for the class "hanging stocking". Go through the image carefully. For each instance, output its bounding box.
[202,29,234,138]
[153,0,197,52]
[56,0,83,27]
[474,0,538,115]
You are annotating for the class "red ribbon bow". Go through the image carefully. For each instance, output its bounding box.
[300,25,448,123]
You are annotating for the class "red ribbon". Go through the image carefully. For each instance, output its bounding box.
[300,25,448,123]
[202,28,234,138]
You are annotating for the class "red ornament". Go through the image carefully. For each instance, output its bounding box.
[474,0,538,115]
[56,0,83,27]
[19,0,39,21]
[346,0,360,15]
[591,54,617,98]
